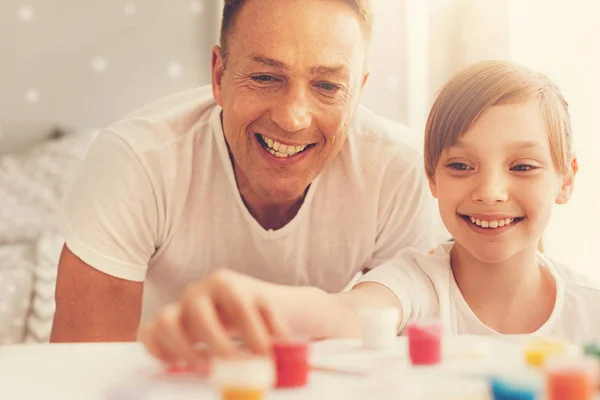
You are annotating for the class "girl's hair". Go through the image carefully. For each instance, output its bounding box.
[424,60,573,181]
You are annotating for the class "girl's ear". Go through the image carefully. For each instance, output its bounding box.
[556,156,578,205]
[429,177,438,199]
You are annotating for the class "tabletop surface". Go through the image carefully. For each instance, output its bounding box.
[0,335,595,399]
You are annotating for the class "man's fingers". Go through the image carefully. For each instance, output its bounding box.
[181,295,239,357]
[140,324,170,363]
[214,284,272,355]
[141,304,200,364]
[258,301,288,339]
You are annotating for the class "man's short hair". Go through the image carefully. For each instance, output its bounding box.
[219,0,373,65]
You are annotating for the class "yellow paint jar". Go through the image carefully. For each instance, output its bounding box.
[220,388,264,400]
[524,339,569,368]
[211,355,275,400]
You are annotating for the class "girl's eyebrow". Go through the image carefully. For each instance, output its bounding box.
[509,141,545,150]
[452,140,545,150]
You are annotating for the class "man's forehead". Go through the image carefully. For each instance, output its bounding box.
[230,0,366,48]
[247,53,352,76]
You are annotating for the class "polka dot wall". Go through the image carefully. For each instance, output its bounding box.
[0,0,222,131]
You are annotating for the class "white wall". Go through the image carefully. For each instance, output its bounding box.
[509,0,600,281]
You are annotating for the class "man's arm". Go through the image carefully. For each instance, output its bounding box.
[139,271,403,362]
[51,131,159,342]
[50,245,144,342]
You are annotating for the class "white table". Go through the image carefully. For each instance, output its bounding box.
[0,336,594,399]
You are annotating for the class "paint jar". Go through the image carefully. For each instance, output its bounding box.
[545,355,597,400]
[357,308,400,350]
[523,339,568,368]
[211,355,275,400]
[272,339,310,388]
[490,372,542,400]
[406,319,443,365]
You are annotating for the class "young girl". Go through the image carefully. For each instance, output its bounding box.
[141,60,600,364]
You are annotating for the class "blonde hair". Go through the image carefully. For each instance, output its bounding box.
[220,0,373,65]
[424,60,573,181]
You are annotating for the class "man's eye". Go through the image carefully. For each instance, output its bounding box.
[317,82,340,92]
[251,75,277,82]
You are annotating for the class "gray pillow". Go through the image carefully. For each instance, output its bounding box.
[0,132,97,244]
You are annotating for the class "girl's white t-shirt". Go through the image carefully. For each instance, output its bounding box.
[360,242,600,344]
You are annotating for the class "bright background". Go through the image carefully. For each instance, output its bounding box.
[0,0,598,345]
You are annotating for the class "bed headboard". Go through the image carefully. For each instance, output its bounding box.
[0,0,223,150]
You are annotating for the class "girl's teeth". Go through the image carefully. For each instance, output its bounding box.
[468,217,518,229]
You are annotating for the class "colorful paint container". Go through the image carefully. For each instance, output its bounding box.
[272,339,310,388]
[490,373,541,400]
[523,339,568,368]
[406,319,443,365]
[357,308,400,350]
[545,355,597,400]
[211,355,275,400]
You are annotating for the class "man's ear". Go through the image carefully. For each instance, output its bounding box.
[361,72,370,91]
[556,156,578,204]
[211,45,225,107]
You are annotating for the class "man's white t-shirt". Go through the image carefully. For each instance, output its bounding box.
[59,85,443,325]
[359,242,600,344]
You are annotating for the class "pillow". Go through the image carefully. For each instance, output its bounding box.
[0,242,35,344]
[24,233,63,343]
[0,131,97,244]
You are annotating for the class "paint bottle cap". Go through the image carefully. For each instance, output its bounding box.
[406,319,443,338]
[357,308,400,350]
[583,342,600,360]
[211,355,275,390]
[523,338,568,368]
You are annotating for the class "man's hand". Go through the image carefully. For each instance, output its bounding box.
[139,269,289,365]
[139,271,400,366]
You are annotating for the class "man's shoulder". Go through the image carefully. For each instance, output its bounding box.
[102,85,218,154]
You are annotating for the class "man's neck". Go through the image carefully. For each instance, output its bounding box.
[232,155,308,231]
[240,189,306,231]
[450,242,556,333]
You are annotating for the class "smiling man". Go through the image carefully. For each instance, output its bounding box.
[50,0,441,342]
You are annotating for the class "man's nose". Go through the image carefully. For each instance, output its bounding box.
[270,86,313,133]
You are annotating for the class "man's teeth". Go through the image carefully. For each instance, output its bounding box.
[469,217,516,229]
[260,134,307,158]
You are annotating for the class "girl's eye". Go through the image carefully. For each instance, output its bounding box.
[446,162,473,171]
[511,164,538,172]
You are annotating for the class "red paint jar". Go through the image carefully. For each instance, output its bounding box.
[406,320,443,366]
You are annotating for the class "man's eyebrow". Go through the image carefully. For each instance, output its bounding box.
[310,64,350,78]
[248,53,288,69]
[248,53,350,80]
